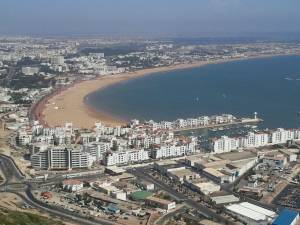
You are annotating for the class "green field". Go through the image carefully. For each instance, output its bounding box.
[0,207,65,225]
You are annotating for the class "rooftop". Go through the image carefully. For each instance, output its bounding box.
[272,208,299,225]
[203,167,227,178]
[226,202,276,221]
[62,179,83,185]
[216,151,257,161]
[169,168,197,177]
[211,195,239,205]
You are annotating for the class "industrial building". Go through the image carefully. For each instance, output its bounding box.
[226,202,276,225]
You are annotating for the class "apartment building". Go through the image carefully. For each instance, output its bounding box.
[104,149,149,166]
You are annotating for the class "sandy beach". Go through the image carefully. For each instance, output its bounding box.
[37,54,294,129]
[38,60,218,128]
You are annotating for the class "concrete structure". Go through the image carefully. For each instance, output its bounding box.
[187,180,220,195]
[31,146,94,170]
[211,195,239,205]
[153,160,185,175]
[168,168,200,183]
[145,196,176,211]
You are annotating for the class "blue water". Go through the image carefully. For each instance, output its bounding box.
[86,55,300,129]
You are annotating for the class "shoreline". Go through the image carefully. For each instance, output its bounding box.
[36,53,299,129]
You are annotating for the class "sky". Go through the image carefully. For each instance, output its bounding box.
[0,0,300,37]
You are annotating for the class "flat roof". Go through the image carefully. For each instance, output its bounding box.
[203,167,226,178]
[272,208,299,225]
[202,160,229,169]
[106,166,125,174]
[169,168,197,177]
[154,160,177,166]
[216,151,257,161]
[211,195,239,205]
[193,182,220,190]
[226,202,276,221]
[240,202,276,218]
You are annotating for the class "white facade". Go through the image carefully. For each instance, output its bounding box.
[241,132,269,148]
[151,141,196,159]
[22,66,39,75]
[104,149,149,166]
[210,136,239,153]
[31,147,95,170]
[209,128,300,152]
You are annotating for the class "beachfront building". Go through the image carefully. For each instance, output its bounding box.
[269,128,299,144]
[30,146,95,170]
[83,141,111,161]
[151,138,197,159]
[240,132,269,148]
[104,149,150,166]
[209,136,239,153]
[208,128,300,152]
[147,114,236,131]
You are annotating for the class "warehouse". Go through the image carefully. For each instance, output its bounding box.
[226,202,276,225]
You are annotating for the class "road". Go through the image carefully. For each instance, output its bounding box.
[0,154,118,225]
[128,167,232,224]
[0,154,25,185]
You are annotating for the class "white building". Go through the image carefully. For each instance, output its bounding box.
[241,132,269,148]
[104,149,149,166]
[31,146,95,170]
[209,136,239,153]
[209,128,300,152]
[151,141,196,159]
[51,56,65,65]
[22,66,39,75]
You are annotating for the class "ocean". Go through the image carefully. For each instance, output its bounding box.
[85,55,300,129]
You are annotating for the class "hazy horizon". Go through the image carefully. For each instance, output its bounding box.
[0,0,300,37]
